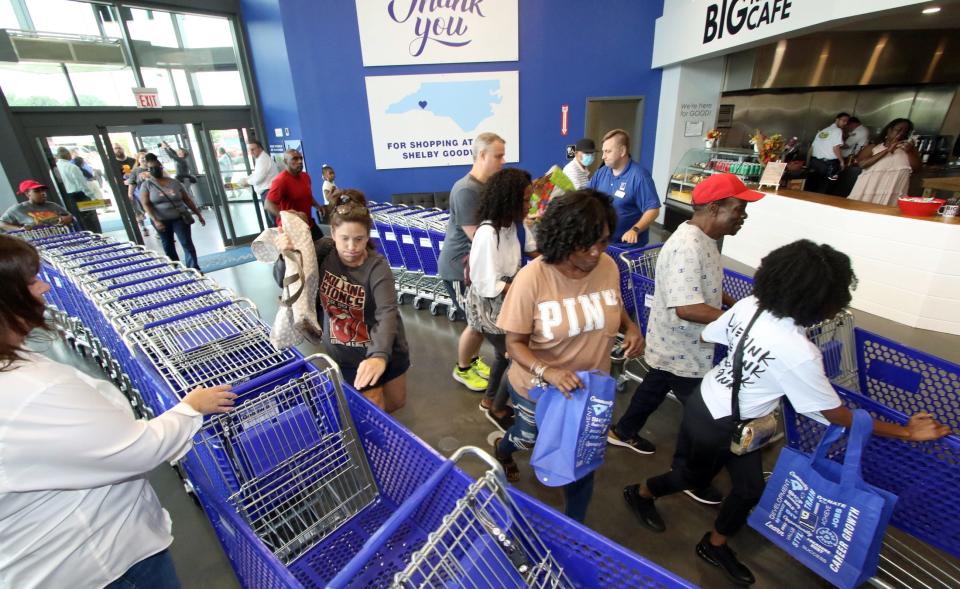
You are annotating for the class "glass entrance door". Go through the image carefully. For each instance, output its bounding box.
[198,126,266,246]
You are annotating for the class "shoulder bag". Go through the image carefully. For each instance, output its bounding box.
[148,178,194,225]
[729,307,780,455]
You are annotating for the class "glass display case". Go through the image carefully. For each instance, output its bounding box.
[664,147,762,231]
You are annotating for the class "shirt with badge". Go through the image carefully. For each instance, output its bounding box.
[699,296,842,424]
[811,123,844,160]
[497,255,622,398]
[587,160,660,245]
[644,222,723,378]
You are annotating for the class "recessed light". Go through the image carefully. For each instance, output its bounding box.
[923,6,942,14]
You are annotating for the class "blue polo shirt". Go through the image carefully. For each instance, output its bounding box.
[588,160,661,246]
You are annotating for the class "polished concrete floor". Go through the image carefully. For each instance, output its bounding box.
[42,227,959,589]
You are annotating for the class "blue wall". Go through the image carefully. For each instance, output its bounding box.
[240,0,301,143]
[245,0,663,200]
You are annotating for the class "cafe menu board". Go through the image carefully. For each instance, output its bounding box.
[758,162,787,191]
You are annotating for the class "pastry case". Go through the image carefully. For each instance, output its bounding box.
[664,147,762,231]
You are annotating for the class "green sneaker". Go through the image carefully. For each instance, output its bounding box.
[471,356,491,380]
[453,365,488,392]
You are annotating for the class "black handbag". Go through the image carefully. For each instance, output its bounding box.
[729,307,779,455]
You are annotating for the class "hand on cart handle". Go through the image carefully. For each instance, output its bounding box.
[183,384,237,415]
[905,412,952,442]
[543,367,584,398]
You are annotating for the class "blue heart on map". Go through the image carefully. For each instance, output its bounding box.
[418,100,428,109]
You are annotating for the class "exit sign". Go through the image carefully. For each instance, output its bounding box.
[132,87,160,109]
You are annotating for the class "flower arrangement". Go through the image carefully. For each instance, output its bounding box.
[706,129,721,141]
[528,165,575,219]
[750,130,786,165]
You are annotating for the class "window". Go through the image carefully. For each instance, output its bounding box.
[27,0,101,36]
[124,7,178,48]
[0,62,74,106]
[177,13,234,49]
[194,71,246,106]
[66,64,137,106]
[171,69,194,106]
[140,67,178,107]
[0,0,20,29]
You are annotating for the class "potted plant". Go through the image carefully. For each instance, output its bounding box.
[705,129,721,149]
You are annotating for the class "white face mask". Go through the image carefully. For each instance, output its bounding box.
[580,153,595,166]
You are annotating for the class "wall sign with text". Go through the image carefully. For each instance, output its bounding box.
[354,0,518,66]
[365,70,519,169]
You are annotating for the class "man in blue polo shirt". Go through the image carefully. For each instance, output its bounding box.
[588,129,660,246]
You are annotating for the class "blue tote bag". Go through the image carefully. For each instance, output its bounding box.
[529,370,615,487]
[748,409,897,589]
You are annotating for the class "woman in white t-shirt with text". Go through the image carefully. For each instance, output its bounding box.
[0,236,237,589]
[623,240,950,586]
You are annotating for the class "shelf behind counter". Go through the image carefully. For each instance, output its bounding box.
[716,188,959,335]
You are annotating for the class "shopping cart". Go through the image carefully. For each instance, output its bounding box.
[408,211,453,317]
[123,299,298,398]
[188,355,378,565]
[7,224,75,241]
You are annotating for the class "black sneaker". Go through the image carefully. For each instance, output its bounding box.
[696,532,756,586]
[684,485,724,505]
[622,485,665,532]
[483,406,516,433]
[607,428,656,455]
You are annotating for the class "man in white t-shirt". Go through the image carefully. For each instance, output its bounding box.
[562,138,596,189]
[840,116,868,160]
[608,173,763,504]
[244,140,280,227]
[806,112,849,194]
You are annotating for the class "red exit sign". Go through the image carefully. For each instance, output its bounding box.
[132,87,160,109]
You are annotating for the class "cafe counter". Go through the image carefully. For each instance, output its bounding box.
[721,188,960,335]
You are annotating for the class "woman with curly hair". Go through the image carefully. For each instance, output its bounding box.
[624,240,949,586]
[465,168,536,431]
[489,188,644,522]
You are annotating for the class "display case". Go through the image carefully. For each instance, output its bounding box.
[663,147,762,231]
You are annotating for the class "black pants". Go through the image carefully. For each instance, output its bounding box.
[646,388,765,537]
[615,368,701,467]
[482,333,509,409]
[260,189,276,228]
[65,191,102,233]
[806,158,840,194]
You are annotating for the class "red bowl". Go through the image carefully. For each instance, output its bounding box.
[897,197,945,217]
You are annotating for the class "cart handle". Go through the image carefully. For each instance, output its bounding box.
[326,446,506,589]
[112,274,208,301]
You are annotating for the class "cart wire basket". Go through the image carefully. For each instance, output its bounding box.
[123,300,298,397]
[189,355,378,565]
[327,446,575,589]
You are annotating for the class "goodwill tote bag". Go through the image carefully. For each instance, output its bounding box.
[529,370,616,487]
[748,409,896,589]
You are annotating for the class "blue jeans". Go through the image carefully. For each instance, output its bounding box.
[105,550,181,589]
[497,381,596,522]
[260,189,276,228]
[155,217,200,270]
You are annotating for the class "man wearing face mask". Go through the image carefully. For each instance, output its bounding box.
[613,174,764,508]
[562,138,596,190]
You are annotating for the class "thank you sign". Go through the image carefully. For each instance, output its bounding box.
[355,0,518,66]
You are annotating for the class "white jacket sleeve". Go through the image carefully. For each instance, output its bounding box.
[1,376,202,492]
[468,224,505,298]
[247,152,270,187]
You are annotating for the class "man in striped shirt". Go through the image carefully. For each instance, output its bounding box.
[562,138,596,189]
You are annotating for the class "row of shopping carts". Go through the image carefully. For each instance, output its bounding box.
[616,243,960,588]
[13,224,696,589]
[367,202,458,320]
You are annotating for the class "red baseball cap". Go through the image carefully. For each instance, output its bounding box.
[692,173,764,205]
[18,179,48,194]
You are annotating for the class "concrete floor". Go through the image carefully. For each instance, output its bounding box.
[40,226,959,589]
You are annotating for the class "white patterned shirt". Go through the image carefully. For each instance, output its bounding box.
[643,222,723,378]
[562,159,590,189]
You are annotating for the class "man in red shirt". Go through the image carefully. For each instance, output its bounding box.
[266,149,325,240]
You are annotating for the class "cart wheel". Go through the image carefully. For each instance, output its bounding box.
[429,302,443,316]
[446,307,459,322]
[413,296,427,310]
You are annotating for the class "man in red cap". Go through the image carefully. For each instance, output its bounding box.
[613,173,763,507]
[0,180,73,231]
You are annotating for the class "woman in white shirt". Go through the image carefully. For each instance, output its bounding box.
[622,240,950,586]
[0,235,237,589]
[465,168,536,430]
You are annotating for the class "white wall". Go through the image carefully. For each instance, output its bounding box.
[651,56,726,218]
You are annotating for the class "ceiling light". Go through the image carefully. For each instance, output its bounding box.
[923,6,942,14]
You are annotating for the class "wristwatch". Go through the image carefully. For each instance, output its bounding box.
[630,226,642,234]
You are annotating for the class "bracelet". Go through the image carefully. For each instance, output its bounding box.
[530,361,549,389]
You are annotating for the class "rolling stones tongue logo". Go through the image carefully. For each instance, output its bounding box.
[319,273,370,347]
